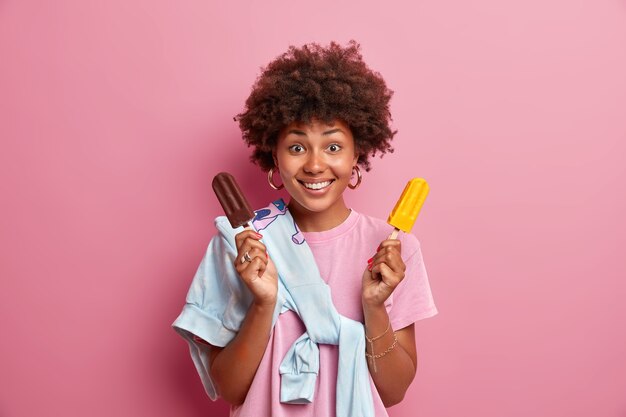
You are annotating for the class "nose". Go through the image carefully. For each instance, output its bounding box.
[303,150,326,175]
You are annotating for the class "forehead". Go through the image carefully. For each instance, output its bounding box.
[283,118,351,134]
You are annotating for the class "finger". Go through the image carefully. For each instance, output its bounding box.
[256,258,267,278]
[249,245,267,257]
[370,246,401,270]
[237,239,268,267]
[378,239,401,251]
[239,237,267,255]
[247,247,268,265]
[373,262,403,289]
[381,246,406,273]
[242,256,267,280]
[241,257,267,282]
[369,240,400,261]
[370,263,394,289]
[234,229,263,250]
[235,247,267,272]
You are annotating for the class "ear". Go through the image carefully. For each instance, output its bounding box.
[272,152,279,169]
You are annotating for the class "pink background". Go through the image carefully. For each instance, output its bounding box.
[1,1,625,416]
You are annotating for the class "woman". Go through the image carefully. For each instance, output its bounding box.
[173,40,438,417]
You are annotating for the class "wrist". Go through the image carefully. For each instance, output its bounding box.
[252,298,277,311]
[361,299,389,330]
[361,296,386,310]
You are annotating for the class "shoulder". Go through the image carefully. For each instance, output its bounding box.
[354,211,388,231]
[353,211,421,258]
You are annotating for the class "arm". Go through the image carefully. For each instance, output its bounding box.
[362,239,418,407]
[206,301,276,405]
[202,229,278,406]
[362,303,417,407]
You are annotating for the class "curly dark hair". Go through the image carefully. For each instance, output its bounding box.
[234,40,397,172]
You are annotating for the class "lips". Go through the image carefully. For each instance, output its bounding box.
[298,179,335,191]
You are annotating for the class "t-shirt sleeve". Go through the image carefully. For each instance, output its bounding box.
[171,232,253,400]
[387,232,438,331]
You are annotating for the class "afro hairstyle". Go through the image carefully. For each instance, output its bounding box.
[234,40,397,172]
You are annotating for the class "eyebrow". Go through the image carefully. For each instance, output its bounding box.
[287,128,343,136]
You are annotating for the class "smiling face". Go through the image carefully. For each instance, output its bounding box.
[273,119,359,230]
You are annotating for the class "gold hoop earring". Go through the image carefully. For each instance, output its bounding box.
[348,166,362,189]
[268,167,284,190]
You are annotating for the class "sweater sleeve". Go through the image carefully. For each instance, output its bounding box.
[171,231,254,400]
[387,232,438,331]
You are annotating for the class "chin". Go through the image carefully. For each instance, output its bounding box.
[297,200,336,213]
[290,192,346,215]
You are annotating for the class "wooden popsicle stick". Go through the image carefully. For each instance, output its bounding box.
[388,228,400,240]
[243,223,261,240]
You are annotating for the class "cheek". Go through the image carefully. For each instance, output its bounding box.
[331,157,356,178]
[277,158,296,174]
[274,151,291,171]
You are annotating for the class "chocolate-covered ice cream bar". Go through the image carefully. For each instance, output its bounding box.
[212,172,255,229]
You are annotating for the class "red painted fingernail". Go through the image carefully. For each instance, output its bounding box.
[367,257,373,263]
[377,244,381,251]
[255,232,263,238]
[266,252,269,259]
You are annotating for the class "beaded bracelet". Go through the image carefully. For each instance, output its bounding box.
[365,321,398,373]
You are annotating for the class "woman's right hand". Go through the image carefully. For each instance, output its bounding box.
[234,229,278,307]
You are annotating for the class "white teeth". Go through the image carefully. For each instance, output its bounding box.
[302,180,332,190]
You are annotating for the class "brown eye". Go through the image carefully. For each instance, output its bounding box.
[289,144,304,153]
[328,144,341,152]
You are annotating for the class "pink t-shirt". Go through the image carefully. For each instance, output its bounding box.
[230,209,438,417]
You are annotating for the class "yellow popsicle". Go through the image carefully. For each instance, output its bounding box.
[387,178,429,239]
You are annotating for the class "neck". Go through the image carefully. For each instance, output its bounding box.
[287,198,351,232]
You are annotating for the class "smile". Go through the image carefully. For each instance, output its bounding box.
[299,180,334,190]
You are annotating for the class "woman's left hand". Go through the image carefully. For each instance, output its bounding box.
[361,239,406,307]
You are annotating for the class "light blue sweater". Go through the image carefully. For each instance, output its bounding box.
[172,199,374,417]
